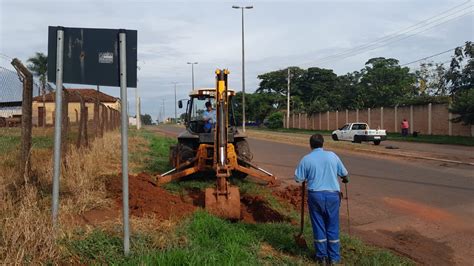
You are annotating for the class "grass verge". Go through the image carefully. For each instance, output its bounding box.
[386,132,474,146]
[74,129,410,265]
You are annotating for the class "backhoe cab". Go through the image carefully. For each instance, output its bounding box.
[158,69,277,219]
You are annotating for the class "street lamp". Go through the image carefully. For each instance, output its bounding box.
[232,5,253,132]
[187,62,198,91]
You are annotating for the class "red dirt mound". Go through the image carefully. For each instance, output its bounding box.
[106,172,196,220]
[241,195,289,223]
[273,185,308,210]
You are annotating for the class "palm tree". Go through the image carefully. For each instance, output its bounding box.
[27,52,48,126]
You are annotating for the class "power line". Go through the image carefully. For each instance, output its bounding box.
[313,10,473,65]
[299,1,473,66]
[306,2,472,64]
[401,47,458,66]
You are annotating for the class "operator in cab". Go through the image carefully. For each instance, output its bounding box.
[203,101,216,133]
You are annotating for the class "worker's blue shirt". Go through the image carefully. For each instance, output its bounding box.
[294,148,348,192]
[203,109,216,124]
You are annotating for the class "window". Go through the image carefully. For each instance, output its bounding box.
[353,123,366,130]
[190,97,215,121]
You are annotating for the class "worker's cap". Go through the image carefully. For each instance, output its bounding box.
[205,102,212,108]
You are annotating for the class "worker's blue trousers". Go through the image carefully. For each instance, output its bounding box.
[308,191,341,263]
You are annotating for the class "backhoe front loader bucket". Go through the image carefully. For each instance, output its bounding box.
[204,185,241,220]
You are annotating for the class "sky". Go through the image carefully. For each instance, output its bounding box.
[0,0,473,121]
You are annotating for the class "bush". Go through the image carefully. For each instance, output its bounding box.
[266,112,283,129]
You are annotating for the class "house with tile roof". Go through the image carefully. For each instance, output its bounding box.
[32,88,120,126]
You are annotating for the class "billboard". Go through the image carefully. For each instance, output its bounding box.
[47,26,137,88]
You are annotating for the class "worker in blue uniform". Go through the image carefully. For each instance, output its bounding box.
[203,101,216,133]
[294,134,349,264]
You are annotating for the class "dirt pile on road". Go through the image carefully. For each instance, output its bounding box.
[106,173,196,220]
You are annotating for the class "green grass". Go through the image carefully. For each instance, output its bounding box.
[65,211,412,265]
[387,132,474,146]
[0,132,54,152]
[129,129,177,173]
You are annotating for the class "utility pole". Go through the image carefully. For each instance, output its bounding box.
[162,99,165,123]
[135,87,141,129]
[232,5,253,132]
[172,82,178,123]
[287,68,290,129]
[187,62,198,91]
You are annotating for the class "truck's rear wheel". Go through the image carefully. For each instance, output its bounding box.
[353,135,362,144]
[373,140,381,145]
[332,134,339,141]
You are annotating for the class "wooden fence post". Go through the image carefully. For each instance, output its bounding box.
[11,59,33,181]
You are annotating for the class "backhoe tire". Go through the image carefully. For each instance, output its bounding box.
[332,134,339,141]
[177,142,195,165]
[233,140,253,179]
[373,140,381,145]
[235,140,253,162]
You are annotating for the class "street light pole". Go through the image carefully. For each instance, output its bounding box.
[187,62,198,91]
[233,5,253,132]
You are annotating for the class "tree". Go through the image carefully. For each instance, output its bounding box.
[27,52,48,127]
[414,62,448,96]
[27,52,48,95]
[140,114,152,125]
[446,41,474,124]
[359,57,416,107]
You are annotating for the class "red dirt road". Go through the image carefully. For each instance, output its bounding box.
[153,125,474,265]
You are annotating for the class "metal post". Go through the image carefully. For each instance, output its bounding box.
[173,82,177,123]
[52,28,64,226]
[162,99,165,123]
[136,87,140,130]
[119,31,130,256]
[191,64,195,91]
[241,8,246,132]
[287,68,290,129]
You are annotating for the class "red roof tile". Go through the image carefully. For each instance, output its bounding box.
[33,88,118,103]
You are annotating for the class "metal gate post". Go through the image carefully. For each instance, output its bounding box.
[52,28,64,226]
[119,30,130,256]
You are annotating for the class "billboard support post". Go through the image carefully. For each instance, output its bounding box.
[119,31,130,256]
[52,28,64,227]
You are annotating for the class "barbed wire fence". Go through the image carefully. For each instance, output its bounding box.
[1,54,122,181]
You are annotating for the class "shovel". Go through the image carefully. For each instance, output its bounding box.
[294,181,308,248]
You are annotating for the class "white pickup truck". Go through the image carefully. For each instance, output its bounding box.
[331,123,387,145]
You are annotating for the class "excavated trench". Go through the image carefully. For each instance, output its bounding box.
[106,172,292,223]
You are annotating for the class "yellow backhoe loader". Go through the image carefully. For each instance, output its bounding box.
[157,69,277,219]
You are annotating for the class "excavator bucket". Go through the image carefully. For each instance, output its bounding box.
[204,186,241,220]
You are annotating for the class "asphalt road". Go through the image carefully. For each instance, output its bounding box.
[152,125,474,265]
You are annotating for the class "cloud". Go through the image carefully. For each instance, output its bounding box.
[1,0,472,120]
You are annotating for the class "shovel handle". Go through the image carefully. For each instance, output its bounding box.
[300,181,306,234]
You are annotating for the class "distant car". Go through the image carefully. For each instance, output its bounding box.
[332,122,386,145]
